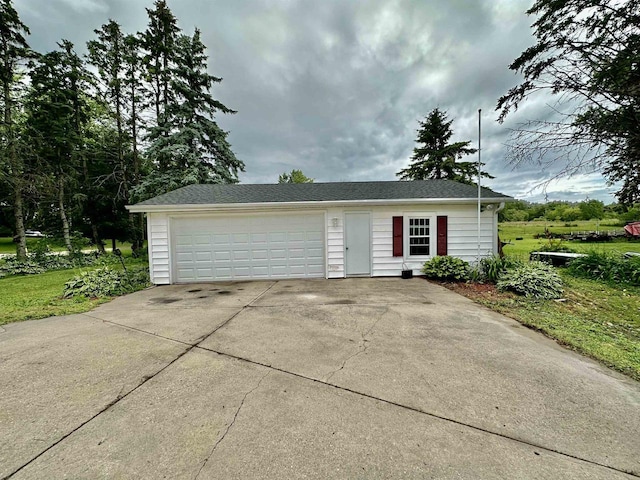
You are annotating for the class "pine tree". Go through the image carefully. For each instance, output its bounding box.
[0,0,31,259]
[87,20,132,252]
[397,108,491,185]
[134,28,243,199]
[25,41,92,251]
[141,0,180,158]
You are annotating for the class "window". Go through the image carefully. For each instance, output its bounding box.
[408,217,430,256]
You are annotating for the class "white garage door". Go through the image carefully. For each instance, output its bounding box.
[171,214,325,282]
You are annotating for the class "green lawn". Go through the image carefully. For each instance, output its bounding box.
[467,272,640,381]
[499,220,640,260]
[0,268,110,325]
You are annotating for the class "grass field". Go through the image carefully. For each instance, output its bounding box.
[499,220,640,260]
[0,256,148,325]
[0,268,110,325]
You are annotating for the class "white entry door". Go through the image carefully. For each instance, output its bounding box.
[171,213,325,282]
[344,212,371,276]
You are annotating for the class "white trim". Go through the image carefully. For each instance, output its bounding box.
[403,212,436,261]
[323,210,329,279]
[146,214,154,282]
[127,197,512,213]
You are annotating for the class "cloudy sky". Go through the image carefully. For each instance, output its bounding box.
[15,0,617,202]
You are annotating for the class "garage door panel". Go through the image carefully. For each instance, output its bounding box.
[195,252,212,262]
[172,214,325,282]
[270,249,286,260]
[252,250,269,260]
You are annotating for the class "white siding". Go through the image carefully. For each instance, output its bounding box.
[369,205,495,277]
[146,202,499,283]
[326,208,344,279]
[147,213,171,284]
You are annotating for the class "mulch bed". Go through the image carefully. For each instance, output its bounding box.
[427,279,511,302]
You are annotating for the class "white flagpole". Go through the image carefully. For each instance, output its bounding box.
[477,109,482,265]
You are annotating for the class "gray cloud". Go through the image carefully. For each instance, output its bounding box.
[14,0,618,202]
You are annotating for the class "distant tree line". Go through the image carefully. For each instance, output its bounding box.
[0,0,242,259]
[499,199,640,224]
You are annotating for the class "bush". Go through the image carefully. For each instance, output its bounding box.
[532,238,576,253]
[497,261,564,299]
[0,258,45,278]
[568,251,640,286]
[422,256,470,281]
[479,255,523,284]
[63,266,150,298]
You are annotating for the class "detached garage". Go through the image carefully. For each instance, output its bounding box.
[127,180,512,284]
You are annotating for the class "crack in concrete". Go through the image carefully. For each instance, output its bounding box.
[323,308,386,382]
[2,282,278,480]
[195,345,640,479]
[194,371,271,480]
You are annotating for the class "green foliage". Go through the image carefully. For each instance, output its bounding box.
[568,252,640,286]
[479,255,523,284]
[0,252,125,278]
[497,261,563,299]
[422,256,470,281]
[63,265,150,298]
[500,200,622,223]
[397,108,491,185]
[0,259,45,277]
[278,169,314,184]
[533,238,576,253]
[579,199,604,221]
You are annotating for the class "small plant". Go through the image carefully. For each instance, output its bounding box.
[422,256,470,281]
[533,238,576,253]
[496,261,563,299]
[479,255,523,284]
[63,266,150,298]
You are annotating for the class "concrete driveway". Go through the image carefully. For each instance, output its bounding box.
[1,278,639,479]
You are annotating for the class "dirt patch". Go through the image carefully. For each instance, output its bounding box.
[330,299,356,305]
[187,289,202,293]
[432,281,508,302]
[217,291,231,295]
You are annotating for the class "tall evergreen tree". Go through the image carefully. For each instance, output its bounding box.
[0,0,30,259]
[26,41,92,251]
[134,27,243,199]
[397,108,490,185]
[141,0,180,152]
[87,20,132,251]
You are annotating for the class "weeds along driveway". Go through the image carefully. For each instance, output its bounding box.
[1,278,639,479]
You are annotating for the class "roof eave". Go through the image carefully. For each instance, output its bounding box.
[126,197,513,213]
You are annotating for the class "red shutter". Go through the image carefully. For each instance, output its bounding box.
[392,216,403,257]
[437,216,448,256]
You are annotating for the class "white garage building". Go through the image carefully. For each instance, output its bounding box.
[127,180,512,284]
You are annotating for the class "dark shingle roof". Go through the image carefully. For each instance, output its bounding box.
[133,180,511,207]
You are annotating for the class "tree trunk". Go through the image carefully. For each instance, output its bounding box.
[58,177,73,252]
[130,78,145,250]
[4,71,27,260]
[13,186,27,259]
[92,224,105,254]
